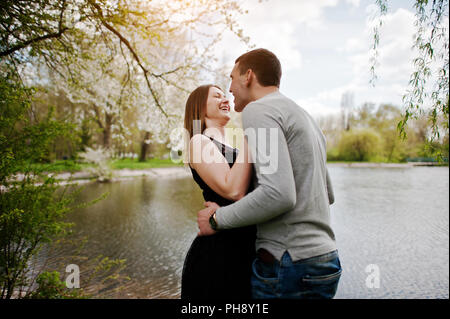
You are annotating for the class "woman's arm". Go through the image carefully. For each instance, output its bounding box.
[189,134,252,201]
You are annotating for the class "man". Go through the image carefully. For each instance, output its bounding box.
[197,48,341,299]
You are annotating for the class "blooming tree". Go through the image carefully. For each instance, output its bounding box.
[2,0,251,155]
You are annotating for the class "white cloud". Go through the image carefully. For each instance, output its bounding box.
[300,6,420,117]
[243,0,340,27]
[345,0,360,7]
[338,37,367,52]
[216,0,355,71]
[297,86,350,117]
[351,8,417,93]
[209,1,442,120]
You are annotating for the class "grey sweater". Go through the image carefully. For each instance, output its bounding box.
[215,91,336,262]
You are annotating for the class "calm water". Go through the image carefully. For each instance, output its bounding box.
[50,166,449,299]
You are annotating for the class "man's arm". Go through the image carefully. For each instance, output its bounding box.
[215,102,297,229]
[326,167,335,205]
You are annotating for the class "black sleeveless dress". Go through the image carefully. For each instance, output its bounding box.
[181,136,256,300]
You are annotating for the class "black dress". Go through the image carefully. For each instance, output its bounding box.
[181,136,256,300]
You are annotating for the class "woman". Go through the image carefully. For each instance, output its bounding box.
[181,84,256,299]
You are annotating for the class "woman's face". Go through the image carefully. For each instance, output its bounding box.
[205,86,230,125]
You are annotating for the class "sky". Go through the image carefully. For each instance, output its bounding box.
[207,0,448,118]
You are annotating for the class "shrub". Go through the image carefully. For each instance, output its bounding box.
[28,271,86,299]
[78,146,113,182]
[1,70,127,299]
[337,129,383,161]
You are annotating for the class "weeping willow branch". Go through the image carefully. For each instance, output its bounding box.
[369,0,388,87]
[371,0,449,149]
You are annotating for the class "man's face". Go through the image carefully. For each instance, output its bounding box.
[229,62,251,113]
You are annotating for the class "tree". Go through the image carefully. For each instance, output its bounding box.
[349,102,376,130]
[2,0,252,160]
[0,68,75,298]
[338,128,383,162]
[373,104,408,162]
[1,0,250,116]
[0,66,130,298]
[371,0,449,149]
[340,91,355,131]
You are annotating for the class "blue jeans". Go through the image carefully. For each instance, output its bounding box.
[251,250,342,299]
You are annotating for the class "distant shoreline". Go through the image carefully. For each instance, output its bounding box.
[0,167,192,190]
[50,167,192,185]
[3,162,446,190]
[327,162,446,168]
[52,162,447,186]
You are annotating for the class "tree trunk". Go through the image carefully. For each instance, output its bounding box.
[92,104,114,150]
[139,131,151,162]
[103,113,113,149]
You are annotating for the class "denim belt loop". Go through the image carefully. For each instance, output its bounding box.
[281,251,293,267]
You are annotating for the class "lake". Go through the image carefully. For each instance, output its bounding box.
[47,165,449,299]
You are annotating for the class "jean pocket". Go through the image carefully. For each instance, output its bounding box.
[251,258,279,282]
[299,266,342,299]
[302,268,342,284]
[299,257,342,299]
[251,259,280,299]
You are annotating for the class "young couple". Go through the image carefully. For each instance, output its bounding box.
[181,48,342,299]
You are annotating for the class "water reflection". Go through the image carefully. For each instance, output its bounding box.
[330,167,449,298]
[59,176,203,298]
[51,166,448,298]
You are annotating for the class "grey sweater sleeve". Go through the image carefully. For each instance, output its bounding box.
[326,167,335,205]
[215,102,297,229]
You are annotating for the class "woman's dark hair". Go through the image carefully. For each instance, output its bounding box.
[235,48,282,87]
[184,84,222,139]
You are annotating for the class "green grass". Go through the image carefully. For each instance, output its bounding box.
[109,158,183,170]
[29,160,92,173]
[29,158,182,173]
[30,157,448,173]
[326,160,391,164]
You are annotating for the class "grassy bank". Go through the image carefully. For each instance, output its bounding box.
[109,158,183,170]
[29,160,92,173]
[30,158,447,174]
[31,158,183,173]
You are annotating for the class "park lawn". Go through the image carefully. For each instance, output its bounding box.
[31,158,446,173]
[30,158,182,173]
[29,160,92,173]
[109,158,183,170]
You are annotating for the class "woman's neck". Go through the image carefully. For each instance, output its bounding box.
[203,126,226,144]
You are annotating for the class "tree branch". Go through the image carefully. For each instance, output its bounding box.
[1,0,69,58]
[0,27,68,57]
[151,66,190,93]
[92,103,104,129]
[88,0,169,117]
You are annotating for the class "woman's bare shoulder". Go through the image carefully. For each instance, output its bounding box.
[190,133,211,143]
[189,134,216,166]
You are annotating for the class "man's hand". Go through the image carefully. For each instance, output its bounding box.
[197,201,220,236]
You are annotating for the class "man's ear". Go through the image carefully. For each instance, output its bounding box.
[245,69,253,87]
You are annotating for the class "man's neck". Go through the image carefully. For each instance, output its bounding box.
[251,86,279,102]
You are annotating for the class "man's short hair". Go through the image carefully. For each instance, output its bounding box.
[235,48,282,87]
